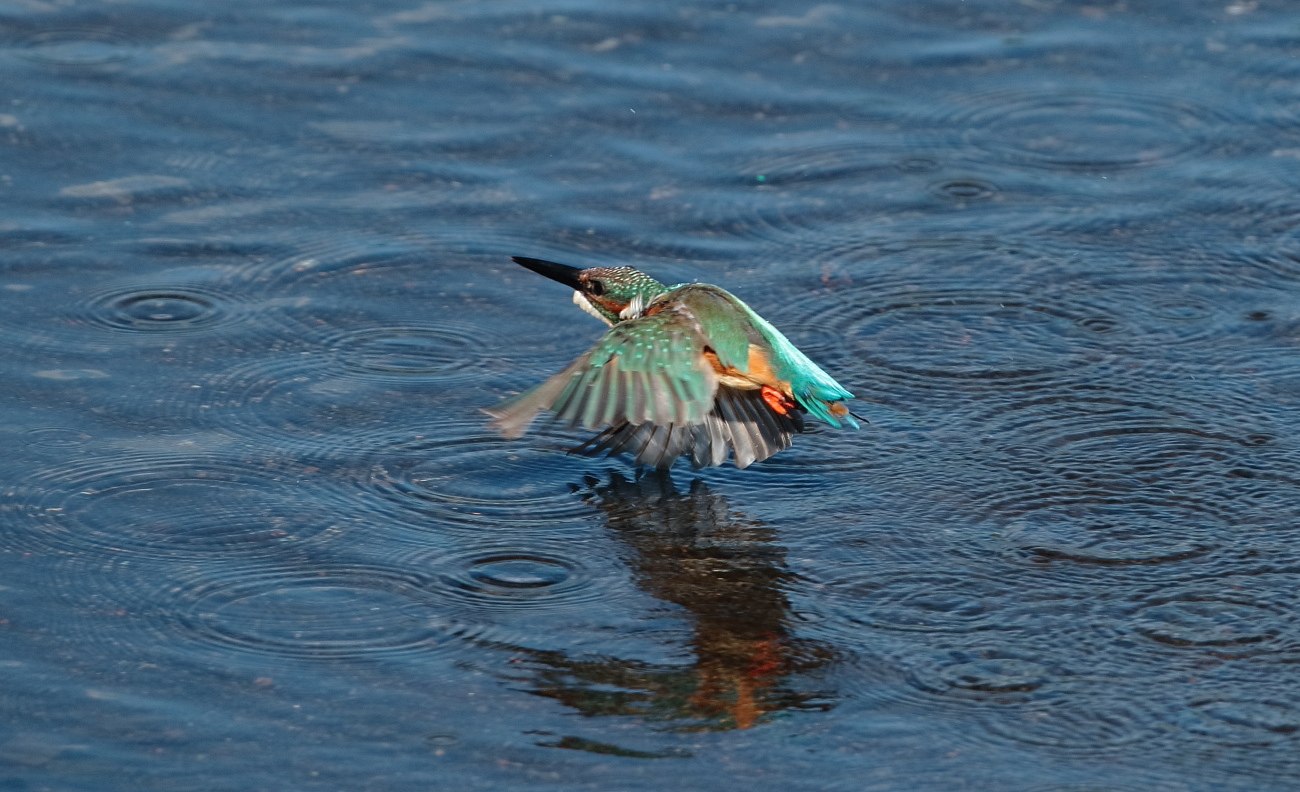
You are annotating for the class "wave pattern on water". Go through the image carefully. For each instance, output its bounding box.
[950,89,1230,172]
[4,0,1300,789]
[2,454,339,561]
[164,563,455,661]
[340,424,614,534]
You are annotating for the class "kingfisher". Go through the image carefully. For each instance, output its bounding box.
[485,256,858,469]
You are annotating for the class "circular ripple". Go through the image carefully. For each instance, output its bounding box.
[194,355,465,445]
[430,546,616,616]
[811,568,1020,636]
[935,657,1048,694]
[893,154,941,174]
[978,495,1227,567]
[956,90,1223,171]
[0,269,260,353]
[980,693,1160,754]
[930,178,998,202]
[470,555,569,588]
[409,537,651,656]
[1134,600,1280,649]
[5,454,338,560]
[174,565,448,659]
[354,427,609,532]
[786,288,1118,400]
[14,27,137,66]
[1048,273,1287,351]
[971,386,1266,463]
[680,153,912,249]
[849,293,1093,378]
[1180,699,1300,746]
[245,232,493,336]
[774,241,1124,401]
[328,322,488,382]
[685,192,859,250]
[1120,574,1300,659]
[19,427,91,448]
[739,143,900,189]
[84,286,238,334]
[1239,212,1300,282]
[905,645,1057,702]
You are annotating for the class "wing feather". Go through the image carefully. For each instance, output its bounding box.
[485,351,594,438]
[575,385,802,469]
[485,306,720,437]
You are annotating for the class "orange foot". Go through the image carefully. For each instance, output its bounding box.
[760,385,797,416]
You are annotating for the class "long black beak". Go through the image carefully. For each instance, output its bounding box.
[511,256,584,291]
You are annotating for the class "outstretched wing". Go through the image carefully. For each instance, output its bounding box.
[485,304,719,438]
[573,385,806,469]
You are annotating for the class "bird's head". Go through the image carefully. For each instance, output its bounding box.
[511,256,668,325]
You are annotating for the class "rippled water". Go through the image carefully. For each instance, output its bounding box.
[3,0,1300,789]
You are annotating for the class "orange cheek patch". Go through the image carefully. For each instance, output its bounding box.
[760,385,796,415]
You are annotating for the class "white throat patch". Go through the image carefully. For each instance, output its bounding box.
[573,290,614,326]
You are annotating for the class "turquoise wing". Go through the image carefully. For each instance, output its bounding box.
[739,304,857,428]
[673,284,857,428]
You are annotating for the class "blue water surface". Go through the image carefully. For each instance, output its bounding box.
[3,1,1300,790]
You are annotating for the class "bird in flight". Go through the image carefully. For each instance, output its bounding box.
[485,256,858,469]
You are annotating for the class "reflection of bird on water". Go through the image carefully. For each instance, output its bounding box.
[499,471,837,732]
[486,256,859,469]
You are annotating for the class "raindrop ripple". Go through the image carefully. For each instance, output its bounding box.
[3,454,338,560]
[954,89,1226,172]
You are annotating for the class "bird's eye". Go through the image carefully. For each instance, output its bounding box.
[587,280,605,296]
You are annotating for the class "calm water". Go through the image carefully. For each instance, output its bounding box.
[3,0,1300,789]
